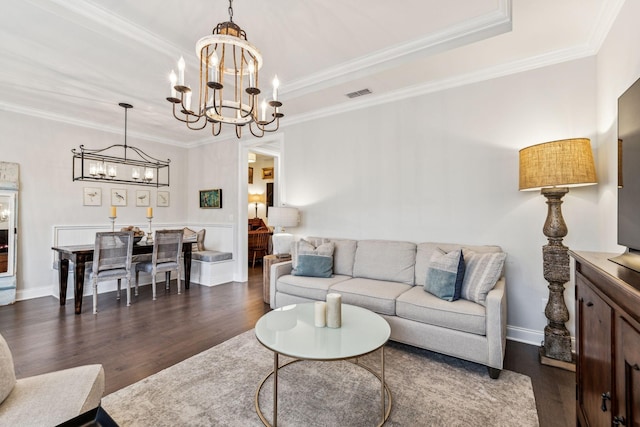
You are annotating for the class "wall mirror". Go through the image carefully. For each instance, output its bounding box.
[0,191,16,277]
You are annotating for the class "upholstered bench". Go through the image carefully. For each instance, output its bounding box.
[186,250,234,286]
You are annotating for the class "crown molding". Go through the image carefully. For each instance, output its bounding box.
[283,43,596,128]
[281,0,512,99]
[0,101,185,147]
[26,0,185,59]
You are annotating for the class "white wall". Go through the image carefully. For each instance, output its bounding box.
[595,0,640,253]
[281,57,600,343]
[0,111,188,300]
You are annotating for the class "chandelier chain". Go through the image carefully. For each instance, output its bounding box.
[228,0,234,22]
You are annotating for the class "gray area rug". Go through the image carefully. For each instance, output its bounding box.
[102,330,539,426]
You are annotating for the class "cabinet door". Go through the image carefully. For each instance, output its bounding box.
[577,274,613,426]
[617,318,640,427]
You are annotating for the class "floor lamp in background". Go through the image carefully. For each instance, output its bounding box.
[268,207,300,258]
[519,138,597,369]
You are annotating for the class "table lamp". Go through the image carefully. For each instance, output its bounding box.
[268,207,300,257]
[248,193,265,218]
[519,138,597,367]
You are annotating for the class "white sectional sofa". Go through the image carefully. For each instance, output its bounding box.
[270,238,507,378]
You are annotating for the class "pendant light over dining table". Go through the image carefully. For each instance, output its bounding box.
[166,0,284,138]
[71,103,171,187]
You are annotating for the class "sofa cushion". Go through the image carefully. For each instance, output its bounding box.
[461,249,507,306]
[0,333,15,404]
[424,248,465,301]
[308,237,357,277]
[191,250,232,262]
[291,240,335,278]
[277,274,352,301]
[352,240,416,285]
[329,277,412,316]
[396,286,486,335]
[415,242,503,290]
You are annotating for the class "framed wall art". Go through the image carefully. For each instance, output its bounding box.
[199,188,222,209]
[111,188,127,206]
[136,190,150,207]
[262,167,274,180]
[83,187,101,206]
[248,167,254,184]
[157,191,170,207]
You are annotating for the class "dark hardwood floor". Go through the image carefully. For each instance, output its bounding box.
[0,266,574,426]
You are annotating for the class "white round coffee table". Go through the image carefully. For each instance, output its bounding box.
[254,303,391,426]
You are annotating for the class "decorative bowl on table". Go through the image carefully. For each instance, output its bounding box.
[133,235,143,245]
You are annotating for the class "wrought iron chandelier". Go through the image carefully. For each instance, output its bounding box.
[166,0,283,138]
[72,103,171,187]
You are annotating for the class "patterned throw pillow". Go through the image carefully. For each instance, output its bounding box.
[461,249,507,306]
[291,239,335,278]
[424,248,465,301]
[183,228,206,252]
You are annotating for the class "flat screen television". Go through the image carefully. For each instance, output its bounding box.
[610,76,640,272]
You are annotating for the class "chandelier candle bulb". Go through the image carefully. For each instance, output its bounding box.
[131,168,140,180]
[169,70,177,98]
[326,293,342,328]
[314,301,327,327]
[144,168,153,182]
[108,165,117,178]
[248,62,255,88]
[178,56,185,86]
[272,75,279,101]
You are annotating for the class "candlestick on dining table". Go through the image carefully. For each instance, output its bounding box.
[108,206,117,232]
[326,293,342,328]
[146,214,153,244]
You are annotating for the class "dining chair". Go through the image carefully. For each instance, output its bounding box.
[135,229,183,300]
[90,231,134,314]
[249,228,270,268]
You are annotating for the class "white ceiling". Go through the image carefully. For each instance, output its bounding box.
[0,0,623,146]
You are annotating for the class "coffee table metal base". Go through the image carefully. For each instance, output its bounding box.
[255,347,391,427]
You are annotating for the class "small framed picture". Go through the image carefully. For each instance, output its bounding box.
[248,167,254,184]
[199,188,222,209]
[262,167,274,180]
[136,190,150,207]
[83,187,102,206]
[157,191,170,207]
[111,188,127,206]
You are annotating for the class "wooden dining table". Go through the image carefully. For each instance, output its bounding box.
[51,240,193,314]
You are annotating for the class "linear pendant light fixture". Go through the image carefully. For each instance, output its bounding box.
[71,103,171,187]
[166,0,283,138]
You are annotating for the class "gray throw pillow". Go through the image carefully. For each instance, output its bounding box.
[424,248,465,301]
[292,239,335,278]
[461,249,507,305]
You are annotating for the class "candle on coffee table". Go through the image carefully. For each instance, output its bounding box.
[326,293,342,328]
[314,301,326,327]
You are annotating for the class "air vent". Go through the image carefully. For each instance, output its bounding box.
[346,88,372,99]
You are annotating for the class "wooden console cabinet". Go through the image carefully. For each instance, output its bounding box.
[571,251,640,427]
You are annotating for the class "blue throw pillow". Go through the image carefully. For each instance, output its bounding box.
[424,248,465,301]
[291,240,335,278]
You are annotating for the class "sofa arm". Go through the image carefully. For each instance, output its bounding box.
[485,277,507,370]
[270,260,292,308]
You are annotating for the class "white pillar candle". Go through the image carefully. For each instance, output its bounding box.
[326,293,342,328]
[314,301,326,327]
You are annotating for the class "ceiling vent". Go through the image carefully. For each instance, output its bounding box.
[346,88,372,99]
